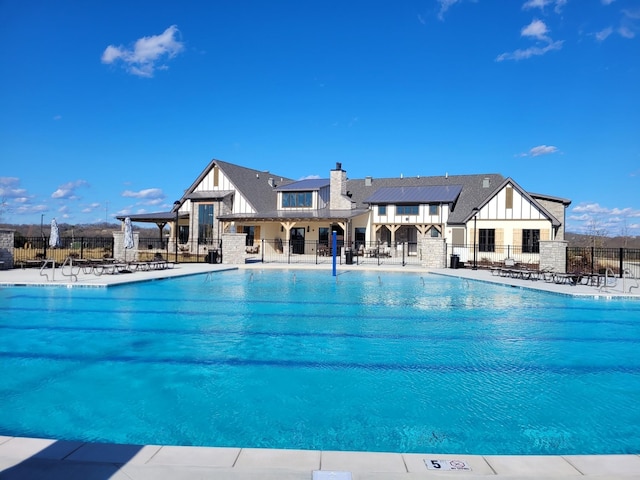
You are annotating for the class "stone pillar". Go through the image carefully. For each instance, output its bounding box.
[221,233,247,264]
[540,240,567,273]
[112,231,139,262]
[0,229,15,270]
[421,237,447,269]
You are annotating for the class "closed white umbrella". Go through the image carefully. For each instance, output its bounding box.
[124,217,134,263]
[49,218,60,248]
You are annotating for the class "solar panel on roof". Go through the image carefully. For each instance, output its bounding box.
[276,178,330,190]
[363,185,462,203]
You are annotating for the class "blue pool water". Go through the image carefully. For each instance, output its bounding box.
[1,269,639,455]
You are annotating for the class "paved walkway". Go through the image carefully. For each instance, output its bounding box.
[0,262,638,479]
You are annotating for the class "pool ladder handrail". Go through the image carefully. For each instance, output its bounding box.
[623,268,639,294]
[61,256,79,282]
[598,268,617,293]
[39,259,55,281]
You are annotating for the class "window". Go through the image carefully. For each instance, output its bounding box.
[429,204,439,216]
[178,225,189,244]
[282,191,312,208]
[396,205,419,215]
[478,229,495,252]
[429,227,441,238]
[245,226,255,246]
[378,205,386,215]
[522,229,540,253]
[355,227,366,250]
[198,204,214,244]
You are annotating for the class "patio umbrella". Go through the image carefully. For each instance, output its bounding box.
[123,217,134,262]
[49,218,60,248]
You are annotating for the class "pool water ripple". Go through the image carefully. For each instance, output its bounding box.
[1,269,639,455]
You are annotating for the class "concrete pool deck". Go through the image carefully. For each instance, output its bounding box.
[1,262,638,479]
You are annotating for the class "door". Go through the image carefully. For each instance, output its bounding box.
[291,227,305,254]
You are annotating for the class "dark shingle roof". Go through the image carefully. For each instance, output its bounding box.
[276,178,330,191]
[363,185,463,204]
[347,174,505,224]
[177,159,293,212]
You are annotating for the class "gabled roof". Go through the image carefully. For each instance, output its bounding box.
[363,185,463,204]
[467,178,563,227]
[276,178,330,191]
[346,174,505,224]
[175,159,293,212]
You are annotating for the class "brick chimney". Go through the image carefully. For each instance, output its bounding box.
[330,162,352,210]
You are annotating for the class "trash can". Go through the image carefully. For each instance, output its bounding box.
[345,248,353,265]
[450,254,459,269]
[207,250,218,264]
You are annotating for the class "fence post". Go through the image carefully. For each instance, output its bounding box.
[402,242,406,266]
[261,239,264,263]
[620,247,624,278]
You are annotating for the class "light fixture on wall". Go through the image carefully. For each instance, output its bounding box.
[307,226,310,233]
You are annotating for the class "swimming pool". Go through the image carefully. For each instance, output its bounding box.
[1,269,639,455]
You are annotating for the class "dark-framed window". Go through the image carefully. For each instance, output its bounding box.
[396,205,419,215]
[378,205,387,215]
[522,229,540,253]
[479,229,495,252]
[197,204,214,244]
[282,191,312,208]
[429,204,439,215]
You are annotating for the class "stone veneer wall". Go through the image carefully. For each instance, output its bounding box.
[112,231,140,262]
[539,240,567,274]
[221,233,247,264]
[421,237,447,269]
[0,229,15,269]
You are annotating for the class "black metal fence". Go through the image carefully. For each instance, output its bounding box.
[253,239,422,267]
[12,236,210,266]
[567,247,640,277]
[13,236,115,266]
[11,235,640,276]
[446,244,541,270]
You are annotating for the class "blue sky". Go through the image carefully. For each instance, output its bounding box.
[1,0,638,236]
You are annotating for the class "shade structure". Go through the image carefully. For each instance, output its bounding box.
[49,219,60,248]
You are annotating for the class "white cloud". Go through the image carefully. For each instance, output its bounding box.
[496,19,563,61]
[602,0,616,5]
[437,0,461,20]
[521,19,551,41]
[522,0,566,13]
[568,202,640,235]
[595,27,614,41]
[101,25,184,78]
[530,145,558,156]
[618,26,636,39]
[518,145,559,157]
[122,188,165,200]
[0,177,27,199]
[496,40,563,61]
[51,180,89,200]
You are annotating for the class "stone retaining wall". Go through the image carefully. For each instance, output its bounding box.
[0,229,15,269]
